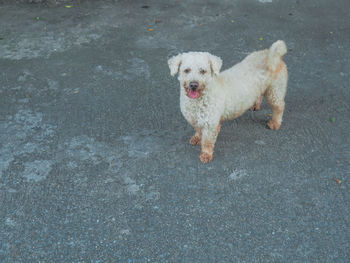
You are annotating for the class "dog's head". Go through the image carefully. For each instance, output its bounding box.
[168,52,222,99]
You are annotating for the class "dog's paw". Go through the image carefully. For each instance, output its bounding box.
[267,120,281,130]
[190,135,201,145]
[200,152,213,163]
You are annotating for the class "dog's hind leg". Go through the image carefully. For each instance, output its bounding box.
[265,64,288,130]
[266,100,285,130]
[265,40,288,130]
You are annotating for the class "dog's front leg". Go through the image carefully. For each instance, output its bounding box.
[199,123,221,163]
[190,127,202,145]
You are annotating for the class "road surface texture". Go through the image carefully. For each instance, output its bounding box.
[0,0,349,262]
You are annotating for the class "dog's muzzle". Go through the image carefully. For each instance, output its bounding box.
[189,81,199,99]
[189,81,199,91]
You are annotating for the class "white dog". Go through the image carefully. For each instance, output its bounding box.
[168,40,288,163]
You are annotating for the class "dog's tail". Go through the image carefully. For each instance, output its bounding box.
[267,40,287,71]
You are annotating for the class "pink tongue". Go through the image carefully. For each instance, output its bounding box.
[190,90,198,98]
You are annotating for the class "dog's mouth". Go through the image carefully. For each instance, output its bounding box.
[189,89,199,99]
[184,82,205,99]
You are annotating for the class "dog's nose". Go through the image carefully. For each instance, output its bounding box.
[189,81,199,90]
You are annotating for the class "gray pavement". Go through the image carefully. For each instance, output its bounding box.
[0,0,349,262]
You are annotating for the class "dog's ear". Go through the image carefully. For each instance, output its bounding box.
[208,54,222,76]
[168,54,182,76]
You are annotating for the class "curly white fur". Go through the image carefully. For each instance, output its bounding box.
[168,40,288,163]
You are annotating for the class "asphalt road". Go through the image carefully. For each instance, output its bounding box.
[0,0,349,262]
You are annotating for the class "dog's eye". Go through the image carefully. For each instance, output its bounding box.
[184,68,191,74]
[200,69,207,75]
